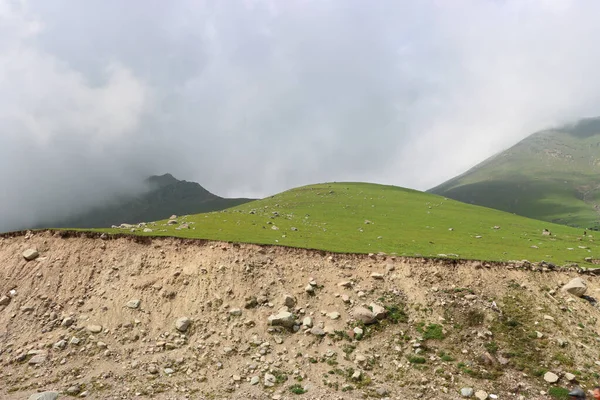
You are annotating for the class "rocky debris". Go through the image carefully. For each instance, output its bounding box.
[28,392,60,400]
[268,311,295,328]
[353,306,376,324]
[327,311,340,320]
[250,376,260,385]
[0,295,10,306]
[175,317,191,332]
[562,277,587,297]
[370,303,387,320]
[283,294,296,308]
[22,248,39,261]
[229,308,242,316]
[126,299,141,309]
[474,390,488,399]
[61,316,75,327]
[461,387,474,397]
[302,316,313,327]
[86,324,102,333]
[264,373,276,387]
[310,327,326,336]
[565,372,576,381]
[28,351,48,365]
[544,371,559,383]
[66,385,81,395]
[143,228,153,233]
[371,272,384,280]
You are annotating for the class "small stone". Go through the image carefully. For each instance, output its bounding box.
[327,312,341,320]
[376,387,389,397]
[310,327,326,336]
[461,387,474,397]
[264,373,276,387]
[229,308,242,317]
[126,299,141,309]
[148,364,159,374]
[544,371,559,383]
[353,327,364,337]
[251,376,260,385]
[28,392,59,400]
[353,307,376,324]
[233,374,241,382]
[66,385,81,395]
[543,315,555,322]
[0,295,10,306]
[305,284,315,294]
[475,390,488,400]
[268,311,295,328]
[341,295,350,303]
[175,317,191,332]
[87,325,102,334]
[302,317,313,328]
[370,303,387,320]
[53,340,67,350]
[61,317,75,327]
[371,272,384,280]
[97,341,107,349]
[565,372,576,381]
[28,352,48,365]
[562,277,587,297]
[164,368,174,375]
[283,294,296,308]
[22,249,39,261]
[69,337,80,346]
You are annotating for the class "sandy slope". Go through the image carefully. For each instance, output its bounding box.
[1,231,600,399]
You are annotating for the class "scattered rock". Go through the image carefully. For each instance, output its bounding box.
[371,272,384,280]
[126,299,141,309]
[461,387,474,397]
[28,352,48,365]
[268,311,295,328]
[562,277,587,297]
[565,372,576,381]
[250,376,260,385]
[0,295,10,306]
[66,385,81,395]
[310,327,326,336]
[61,317,75,327]
[175,317,191,332]
[475,390,488,400]
[543,371,559,383]
[229,308,242,317]
[86,325,102,334]
[22,249,39,261]
[327,311,340,320]
[28,392,59,400]
[302,317,313,328]
[264,373,276,387]
[283,294,296,308]
[370,303,387,320]
[353,306,376,324]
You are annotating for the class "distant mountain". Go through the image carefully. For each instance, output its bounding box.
[43,173,255,228]
[429,117,600,229]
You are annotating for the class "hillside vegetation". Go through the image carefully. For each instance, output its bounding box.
[430,118,600,229]
[93,182,597,266]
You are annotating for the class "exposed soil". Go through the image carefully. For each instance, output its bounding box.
[2,231,600,399]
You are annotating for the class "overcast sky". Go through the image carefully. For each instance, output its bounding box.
[2,0,600,231]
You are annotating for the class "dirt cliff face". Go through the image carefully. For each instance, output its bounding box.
[1,231,600,399]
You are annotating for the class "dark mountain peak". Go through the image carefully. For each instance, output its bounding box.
[560,116,600,138]
[145,173,180,189]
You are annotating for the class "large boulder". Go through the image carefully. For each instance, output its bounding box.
[562,277,587,297]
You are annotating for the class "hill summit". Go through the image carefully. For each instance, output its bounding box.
[40,174,254,229]
[429,117,600,229]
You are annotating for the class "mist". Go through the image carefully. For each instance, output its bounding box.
[2,0,600,232]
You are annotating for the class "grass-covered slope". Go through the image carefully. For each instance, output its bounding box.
[429,118,600,229]
[94,182,597,266]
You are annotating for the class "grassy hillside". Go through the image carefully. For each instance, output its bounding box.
[92,182,597,266]
[429,118,600,229]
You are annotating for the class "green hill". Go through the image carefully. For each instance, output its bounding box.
[41,173,254,229]
[429,117,600,229]
[92,182,597,266]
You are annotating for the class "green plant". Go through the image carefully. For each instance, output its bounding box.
[548,387,570,399]
[408,356,426,364]
[289,384,306,395]
[484,341,498,354]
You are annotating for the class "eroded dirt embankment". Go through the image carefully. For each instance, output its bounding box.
[1,231,600,400]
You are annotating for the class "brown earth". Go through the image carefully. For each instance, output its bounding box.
[2,231,600,399]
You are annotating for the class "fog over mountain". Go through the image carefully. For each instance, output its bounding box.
[3,0,600,232]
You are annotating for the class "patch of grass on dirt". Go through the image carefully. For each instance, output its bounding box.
[408,356,426,364]
[416,323,444,340]
[289,384,306,395]
[548,387,570,399]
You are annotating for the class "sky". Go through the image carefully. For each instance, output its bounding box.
[2,0,600,231]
